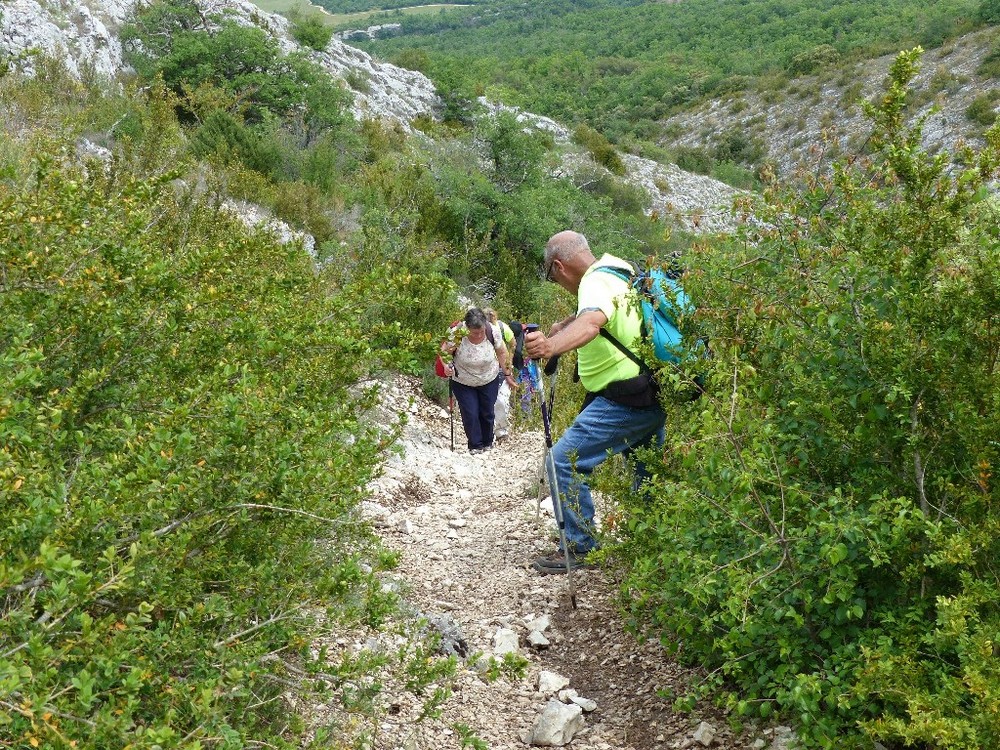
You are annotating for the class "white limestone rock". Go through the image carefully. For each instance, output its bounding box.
[524,614,551,632]
[693,721,716,747]
[528,698,585,747]
[492,627,519,655]
[537,670,570,695]
[569,695,597,712]
[527,630,550,648]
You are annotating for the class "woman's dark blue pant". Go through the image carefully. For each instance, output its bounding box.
[451,374,503,451]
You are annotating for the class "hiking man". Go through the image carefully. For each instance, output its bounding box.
[524,230,666,574]
[484,308,516,442]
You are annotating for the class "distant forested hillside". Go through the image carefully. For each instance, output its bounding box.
[360,0,985,143]
[314,0,480,13]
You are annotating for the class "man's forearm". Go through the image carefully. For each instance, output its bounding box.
[547,312,605,356]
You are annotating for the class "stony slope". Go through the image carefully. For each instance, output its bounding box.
[0,0,439,124]
[659,28,999,178]
[344,374,797,750]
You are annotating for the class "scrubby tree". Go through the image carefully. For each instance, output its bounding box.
[613,49,1000,748]
[978,0,1000,24]
[290,14,335,51]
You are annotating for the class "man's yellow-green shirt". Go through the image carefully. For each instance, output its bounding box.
[576,253,643,393]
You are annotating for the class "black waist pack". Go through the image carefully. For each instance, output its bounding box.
[585,373,659,409]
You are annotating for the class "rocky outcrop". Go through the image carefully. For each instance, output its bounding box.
[336,22,401,41]
[622,153,744,234]
[0,0,439,126]
[0,0,130,79]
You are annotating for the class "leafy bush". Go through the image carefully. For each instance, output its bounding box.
[391,47,432,73]
[966,91,999,126]
[674,146,714,175]
[0,156,402,747]
[474,110,547,193]
[190,108,284,176]
[576,169,649,212]
[787,44,841,76]
[345,68,372,93]
[614,49,1000,748]
[979,39,1000,78]
[713,127,765,166]
[978,0,1000,23]
[572,123,626,175]
[290,14,335,51]
[124,3,351,137]
[710,159,758,189]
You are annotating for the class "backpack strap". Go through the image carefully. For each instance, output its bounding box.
[599,327,651,373]
[592,264,652,372]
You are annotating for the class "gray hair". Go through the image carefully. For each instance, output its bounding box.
[464,307,489,330]
[544,230,589,268]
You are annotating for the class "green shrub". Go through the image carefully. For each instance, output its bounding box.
[421,364,451,406]
[124,7,351,136]
[189,109,284,177]
[710,160,758,189]
[787,44,841,76]
[980,0,1000,23]
[966,92,999,126]
[0,157,395,748]
[717,75,753,94]
[572,123,626,175]
[614,49,1000,748]
[713,127,765,166]
[290,14,335,51]
[979,41,1000,78]
[576,169,648,212]
[674,146,714,175]
[473,110,547,193]
[391,47,432,73]
[345,68,372,93]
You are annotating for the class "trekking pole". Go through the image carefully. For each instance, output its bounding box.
[449,377,455,452]
[526,336,576,609]
[534,355,560,521]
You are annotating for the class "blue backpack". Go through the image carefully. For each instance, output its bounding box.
[595,261,707,397]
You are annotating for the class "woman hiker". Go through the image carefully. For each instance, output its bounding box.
[440,308,517,453]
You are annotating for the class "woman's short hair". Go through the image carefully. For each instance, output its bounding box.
[464,307,489,330]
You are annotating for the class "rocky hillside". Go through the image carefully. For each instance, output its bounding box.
[0,0,745,235]
[660,28,999,177]
[0,0,438,124]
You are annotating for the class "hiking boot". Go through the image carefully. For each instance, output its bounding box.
[531,549,595,575]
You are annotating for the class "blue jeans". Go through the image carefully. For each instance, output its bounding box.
[452,374,503,451]
[546,396,665,553]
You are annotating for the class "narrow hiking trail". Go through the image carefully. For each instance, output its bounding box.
[348,375,792,750]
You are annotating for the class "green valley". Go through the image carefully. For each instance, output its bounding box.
[358,0,986,143]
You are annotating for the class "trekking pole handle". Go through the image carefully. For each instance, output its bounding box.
[525,324,559,375]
